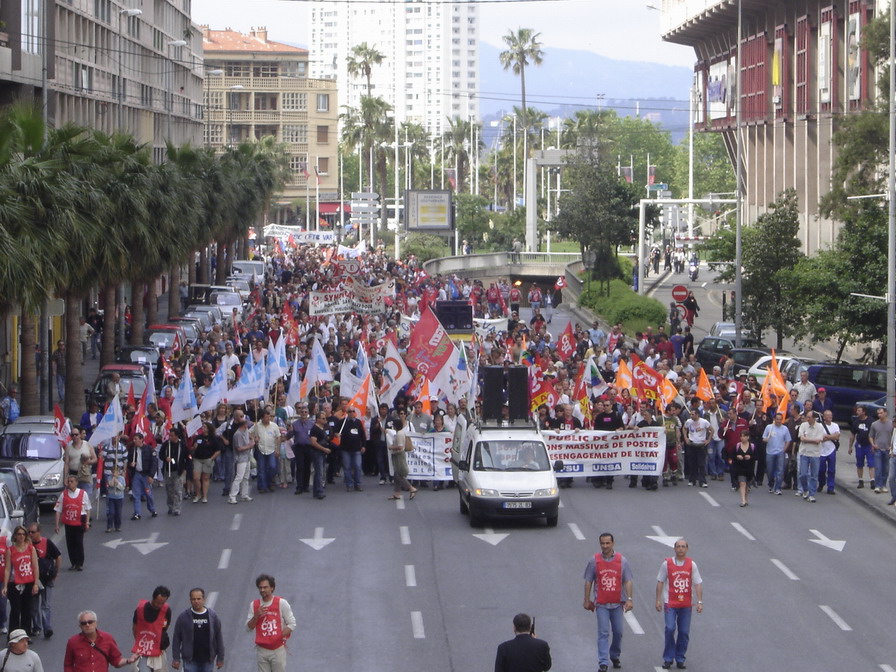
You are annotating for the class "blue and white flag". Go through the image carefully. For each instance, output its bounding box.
[88,396,124,447]
[170,371,198,423]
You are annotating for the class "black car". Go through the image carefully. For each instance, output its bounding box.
[115,345,160,369]
[0,460,40,525]
[694,336,763,372]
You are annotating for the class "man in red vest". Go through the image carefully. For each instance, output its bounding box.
[132,586,172,671]
[583,533,633,672]
[655,539,703,670]
[246,574,295,672]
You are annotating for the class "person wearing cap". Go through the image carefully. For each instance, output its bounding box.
[812,387,833,416]
[64,610,137,671]
[0,629,43,671]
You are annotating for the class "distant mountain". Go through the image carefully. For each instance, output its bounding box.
[478,42,693,143]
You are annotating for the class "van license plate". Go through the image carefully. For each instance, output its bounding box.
[503,501,532,509]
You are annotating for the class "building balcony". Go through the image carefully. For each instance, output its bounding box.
[208,76,338,91]
[206,108,309,123]
[660,0,749,45]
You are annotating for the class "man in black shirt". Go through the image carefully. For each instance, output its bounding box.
[592,398,624,489]
[171,588,225,670]
[495,613,552,672]
[340,408,367,492]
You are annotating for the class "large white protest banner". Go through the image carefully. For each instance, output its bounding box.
[308,278,395,315]
[543,428,665,478]
[405,432,454,481]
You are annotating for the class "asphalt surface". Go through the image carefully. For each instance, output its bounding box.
[22,277,895,672]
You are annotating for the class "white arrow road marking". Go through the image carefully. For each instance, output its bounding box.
[699,492,720,507]
[879,665,896,672]
[300,527,335,550]
[770,559,800,581]
[624,610,644,635]
[411,611,425,639]
[206,591,218,610]
[218,549,231,570]
[473,527,509,546]
[405,565,416,587]
[646,525,681,548]
[399,526,411,545]
[230,513,242,531]
[558,499,564,508]
[103,532,168,555]
[809,529,846,552]
[568,523,586,540]
[819,605,852,631]
[730,522,756,541]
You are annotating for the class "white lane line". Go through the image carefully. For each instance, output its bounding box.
[399,526,411,545]
[731,522,756,541]
[218,549,231,570]
[624,610,645,635]
[699,492,720,507]
[411,611,425,638]
[405,565,417,587]
[558,499,564,508]
[770,559,800,581]
[819,605,852,631]
[396,498,406,510]
[230,513,242,531]
[879,665,896,672]
[206,591,219,610]
[568,523,586,540]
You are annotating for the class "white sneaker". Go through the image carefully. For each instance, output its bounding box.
[201,497,208,503]
[192,496,200,503]
[874,487,881,494]
[240,496,254,502]
[228,498,238,505]
[883,487,890,493]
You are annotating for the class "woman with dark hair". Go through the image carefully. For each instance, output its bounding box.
[732,430,756,507]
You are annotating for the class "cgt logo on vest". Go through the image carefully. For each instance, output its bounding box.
[672,575,689,593]
[260,616,280,637]
[600,574,617,591]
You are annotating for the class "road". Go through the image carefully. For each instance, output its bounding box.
[30,462,896,672]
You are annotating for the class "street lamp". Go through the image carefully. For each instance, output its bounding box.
[166,39,187,142]
[117,8,142,131]
[228,84,244,146]
[734,0,743,348]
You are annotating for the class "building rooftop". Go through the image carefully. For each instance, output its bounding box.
[201,26,308,54]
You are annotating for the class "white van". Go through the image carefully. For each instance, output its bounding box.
[452,421,562,528]
[231,259,267,279]
[0,419,65,506]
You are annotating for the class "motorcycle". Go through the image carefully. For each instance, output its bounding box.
[688,261,699,282]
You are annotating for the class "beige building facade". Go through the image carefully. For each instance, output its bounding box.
[202,26,339,211]
[660,0,881,255]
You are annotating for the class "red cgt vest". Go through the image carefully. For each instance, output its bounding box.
[61,489,86,526]
[132,600,167,657]
[10,545,35,584]
[594,553,623,604]
[254,596,284,650]
[666,557,693,608]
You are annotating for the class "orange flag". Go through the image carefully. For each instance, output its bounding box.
[347,373,372,417]
[661,377,680,409]
[419,378,432,415]
[616,359,633,391]
[696,368,714,402]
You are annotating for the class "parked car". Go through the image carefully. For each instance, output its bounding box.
[86,364,148,409]
[0,482,26,537]
[806,363,887,423]
[747,355,818,386]
[729,348,788,376]
[0,460,39,526]
[0,419,65,506]
[167,317,203,346]
[115,345,160,369]
[694,335,763,372]
[708,322,757,340]
[856,396,887,416]
[183,310,213,333]
[209,291,245,319]
[186,304,225,327]
[144,324,187,353]
[230,259,266,278]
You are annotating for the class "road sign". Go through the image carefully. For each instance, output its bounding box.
[648,183,669,191]
[351,192,379,200]
[672,284,689,302]
[351,204,380,214]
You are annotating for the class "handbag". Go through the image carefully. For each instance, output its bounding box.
[404,435,414,452]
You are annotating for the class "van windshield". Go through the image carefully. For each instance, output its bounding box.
[473,441,550,471]
[0,434,62,460]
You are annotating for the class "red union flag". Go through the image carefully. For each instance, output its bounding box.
[632,361,663,402]
[556,323,576,361]
[405,304,454,381]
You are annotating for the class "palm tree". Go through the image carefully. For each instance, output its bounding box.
[346,43,386,98]
[499,28,544,129]
[441,117,481,194]
[341,97,394,230]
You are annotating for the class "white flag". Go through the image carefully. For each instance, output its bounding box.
[433,344,472,405]
[170,371,198,423]
[198,364,227,414]
[286,353,303,409]
[378,340,412,405]
[88,397,124,447]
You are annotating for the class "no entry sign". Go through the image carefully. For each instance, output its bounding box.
[672,284,689,302]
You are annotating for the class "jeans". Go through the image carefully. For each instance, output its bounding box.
[183,661,215,672]
[663,606,692,664]
[684,444,707,484]
[55,374,65,402]
[32,584,52,633]
[255,451,277,491]
[217,451,234,494]
[595,605,624,666]
[766,452,785,492]
[293,444,312,492]
[873,450,891,489]
[131,472,156,516]
[312,451,327,497]
[799,455,820,497]
[707,439,725,477]
[888,455,896,501]
[77,481,93,498]
[90,331,101,359]
[342,450,363,489]
[818,453,836,492]
[106,497,123,530]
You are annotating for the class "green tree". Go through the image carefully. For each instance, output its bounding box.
[346,43,386,98]
[671,131,736,202]
[499,28,544,128]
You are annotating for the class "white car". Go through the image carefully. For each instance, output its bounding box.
[0,420,65,506]
[747,355,802,387]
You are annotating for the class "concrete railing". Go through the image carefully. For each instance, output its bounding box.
[423,252,581,279]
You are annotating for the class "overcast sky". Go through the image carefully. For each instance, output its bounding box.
[192,0,695,68]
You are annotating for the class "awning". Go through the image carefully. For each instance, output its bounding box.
[318,202,350,214]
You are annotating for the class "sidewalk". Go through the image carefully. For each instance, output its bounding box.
[832,453,896,525]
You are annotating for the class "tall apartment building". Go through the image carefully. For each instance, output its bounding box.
[0,0,203,162]
[202,26,338,209]
[659,0,881,255]
[309,1,479,137]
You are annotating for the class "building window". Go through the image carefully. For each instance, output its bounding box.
[283,92,308,110]
[225,62,250,77]
[21,0,41,52]
[252,63,280,78]
[204,124,223,145]
[282,124,308,143]
[317,94,330,112]
[318,157,330,175]
[93,0,111,23]
[317,125,329,143]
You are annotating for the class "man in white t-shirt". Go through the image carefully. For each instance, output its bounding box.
[683,409,712,488]
[797,412,825,502]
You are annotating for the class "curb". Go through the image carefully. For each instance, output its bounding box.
[833,476,896,527]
